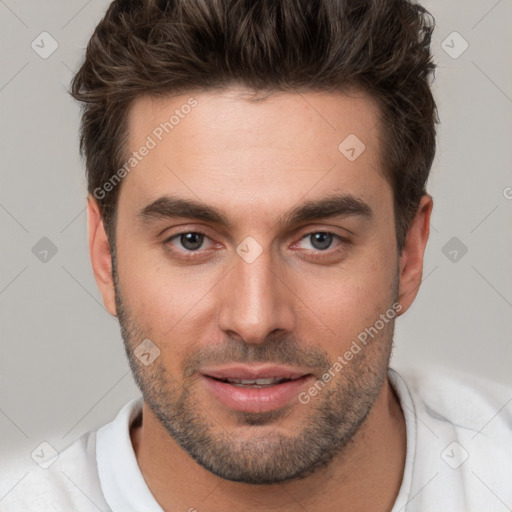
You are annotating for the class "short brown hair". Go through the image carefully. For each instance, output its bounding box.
[71,0,438,253]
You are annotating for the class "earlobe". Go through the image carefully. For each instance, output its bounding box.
[87,195,117,316]
[397,194,433,316]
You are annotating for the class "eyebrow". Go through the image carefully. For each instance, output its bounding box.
[136,193,373,230]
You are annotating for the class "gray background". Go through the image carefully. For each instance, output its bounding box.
[0,0,511,485]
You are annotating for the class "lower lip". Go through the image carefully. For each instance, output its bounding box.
[200,374,315,413]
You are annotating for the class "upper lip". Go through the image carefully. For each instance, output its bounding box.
[200,364,311,381]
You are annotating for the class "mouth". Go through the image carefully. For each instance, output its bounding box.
[208,375,304,388]
[200,365,315,413]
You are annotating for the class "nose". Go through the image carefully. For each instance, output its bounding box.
[217,247,296,344]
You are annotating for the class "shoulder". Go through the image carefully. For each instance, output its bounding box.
[391,366,512,436]
[0,398,143,511]
[0,431,110,512]
[389,366,512,511]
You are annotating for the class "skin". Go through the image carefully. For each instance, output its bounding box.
[88,87,432,511]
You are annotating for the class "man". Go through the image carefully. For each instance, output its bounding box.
[2,0,511,510]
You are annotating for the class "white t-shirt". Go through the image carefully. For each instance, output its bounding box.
[1,367,511,511]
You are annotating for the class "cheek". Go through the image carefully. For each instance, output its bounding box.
[293,239,398,349]
[116,244,219,353]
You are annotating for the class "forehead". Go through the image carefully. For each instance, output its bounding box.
[120,87,390,223]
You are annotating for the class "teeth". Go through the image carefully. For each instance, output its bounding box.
[225,377,287,385]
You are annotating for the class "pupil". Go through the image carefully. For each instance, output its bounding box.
[311,232,332,250]
[181,233,203,251]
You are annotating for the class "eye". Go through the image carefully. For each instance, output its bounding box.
[296,232,345,252]
[165,231,214,252]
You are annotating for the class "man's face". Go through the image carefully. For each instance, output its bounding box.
[111,88,401,484]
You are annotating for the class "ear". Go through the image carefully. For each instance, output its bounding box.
[87,195,117,316]
[397,194,433,315]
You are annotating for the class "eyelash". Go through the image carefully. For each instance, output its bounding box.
[163,230,349,261]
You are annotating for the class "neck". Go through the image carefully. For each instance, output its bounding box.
[131,377,406,512]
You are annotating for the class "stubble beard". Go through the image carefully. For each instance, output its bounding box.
[112,256,397,484]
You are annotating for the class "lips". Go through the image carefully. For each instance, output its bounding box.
[201,365,309,382]
[221,377,291,387]
[200,364,315,412]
